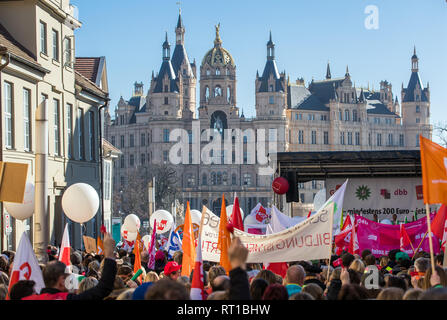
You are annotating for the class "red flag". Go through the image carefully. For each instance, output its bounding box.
[8,233,45,299]
[58,224,71,267]
[265,262,288,278]
[431,205,447,240]
[190,225,205,300]
[229,196,244,231]
[400,223,413,251]
[341,215,352,231]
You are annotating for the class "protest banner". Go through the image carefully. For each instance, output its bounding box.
[335,214,440,257]
[202,202,334,263]
[82,236,97,254]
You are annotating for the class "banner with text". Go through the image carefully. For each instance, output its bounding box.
[201,202,334,263]
[326,177,426,223]
[354,214,440,257]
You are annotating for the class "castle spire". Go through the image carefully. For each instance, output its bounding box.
[326,61,331,79]
[162,32,170,60]
[267,31,275,61]
[411,46,419,72]
[214,23,222,47]
[175,9,185,45]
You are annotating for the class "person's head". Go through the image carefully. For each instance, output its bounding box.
[341,253,355,268]
[208,265,226,287]
[388,249,400,262]
[376,287,404,300]
[144,279,190,300]
[423,265,447,290]
[164,261,181,281]
[114,276,126,290]
[403,288,423,300]
[284,265,305,286]
[349,259,365,274]
[70,251,82,266]
[329,267,342,281]
[0,271,9,286]
[379,256,389,268]
[347,269,361,285]
[302,283,324,300]
[207,290,228,300]
[118,249,127,259]
[337,284,369,300]
[117,265,133,282]
[77,277,98,293]
[9,280,36,300]
[144,271,159,283]
[414,257,430,273]
[261,284,289,300]
[361,249,372,261]
[250,278,269,300]
[212,275,230,292]
[386,275,408,291]
[43,260,69,291]
[436,253,444,266]
[141,251,149,263]
[289,292,315,300]
[0,284,7,300]
[364,254,376,267]
[419,287,447,300]
[254,269,277,286]
[172,251,183,265]
[0,256,8,273]
[395,252,410,266]
[88,260,100,273]
[116,288,135,300]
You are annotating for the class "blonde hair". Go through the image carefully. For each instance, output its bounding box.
[349,259,365,274]
[144,271,159,283]
[116,288,135,300]
[77,276,98,293]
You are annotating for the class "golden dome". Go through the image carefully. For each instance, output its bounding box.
[201,23,235,68]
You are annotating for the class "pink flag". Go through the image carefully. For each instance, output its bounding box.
[58,223,71,267]
[190,227,205,300]
[147,219,157,270]
[8,233,45,298]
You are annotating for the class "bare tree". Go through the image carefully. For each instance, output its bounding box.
[434,122,447,147]
[113,163,180,222]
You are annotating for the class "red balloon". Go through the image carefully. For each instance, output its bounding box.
[272,177,289,195]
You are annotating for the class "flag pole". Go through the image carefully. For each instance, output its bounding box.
[425,203,436,275]
[326,202,335,283]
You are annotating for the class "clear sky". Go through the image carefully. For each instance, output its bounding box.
[72,0,447,141]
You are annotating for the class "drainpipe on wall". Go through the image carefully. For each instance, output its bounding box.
[0,46,10,252]
[98,103,108,230]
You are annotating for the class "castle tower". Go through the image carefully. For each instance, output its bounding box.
[401,47,431,145]
[255,32,287,118]
[199,23,238,123]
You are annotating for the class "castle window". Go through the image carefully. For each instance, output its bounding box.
[243,173,252,186]
[416,118,420,124]
[202,173,207,185]
[347,132,352,145]
[214,86,222,97]
[269,85,274,92]
[377,133,382,146]
[269,96,274,104]
[355,132,360,145]
[353,110,358,122]
[416,105,420,113]
[416,134,420,147]
[163,129,170,142]
[227,87,231,103]
[164,111,168,115]
[226,68,230,75]
[269,110,274,115]
[399,134,404,147]
[211,172,217,185]
[164,85,168,92]
[206,69,211,76]
[311,131,317,144]
[216,68,220,75]
[232,173,237,185]
[344,110,350,121]
[183,69,186,76]
[324,131,329,145]
[205,86,210,101]
[164,97,168,105]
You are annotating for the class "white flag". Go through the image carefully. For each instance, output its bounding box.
[8,232,45,296]
[324,179,348,235]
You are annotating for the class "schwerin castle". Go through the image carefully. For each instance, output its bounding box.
[106,12,432,217]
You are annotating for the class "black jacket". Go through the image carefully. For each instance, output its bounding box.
[229,267,251,300]
[40,258,117,300]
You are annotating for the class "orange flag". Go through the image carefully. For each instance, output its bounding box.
[133,239,142,282]
[217,194,232,274]
[96,237,104,255]
[420,135,447,204]
[181,201,196,276]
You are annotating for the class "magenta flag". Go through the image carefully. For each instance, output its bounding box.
[350,215,440,257]
[147,219,157,270]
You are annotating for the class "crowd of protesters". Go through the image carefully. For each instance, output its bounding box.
[1,233,447,300]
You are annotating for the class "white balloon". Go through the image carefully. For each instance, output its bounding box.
[142,235,151,250]
[62,183,99,224]
[4,182,35,220]
[190,209,202,226]
[380,219,392,225]
[226,205,244,220]
[121,225,137,242]
[123,214,140,233]
[150,210,174,234]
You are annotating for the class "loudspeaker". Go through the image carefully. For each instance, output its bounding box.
[285,171,299,203]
